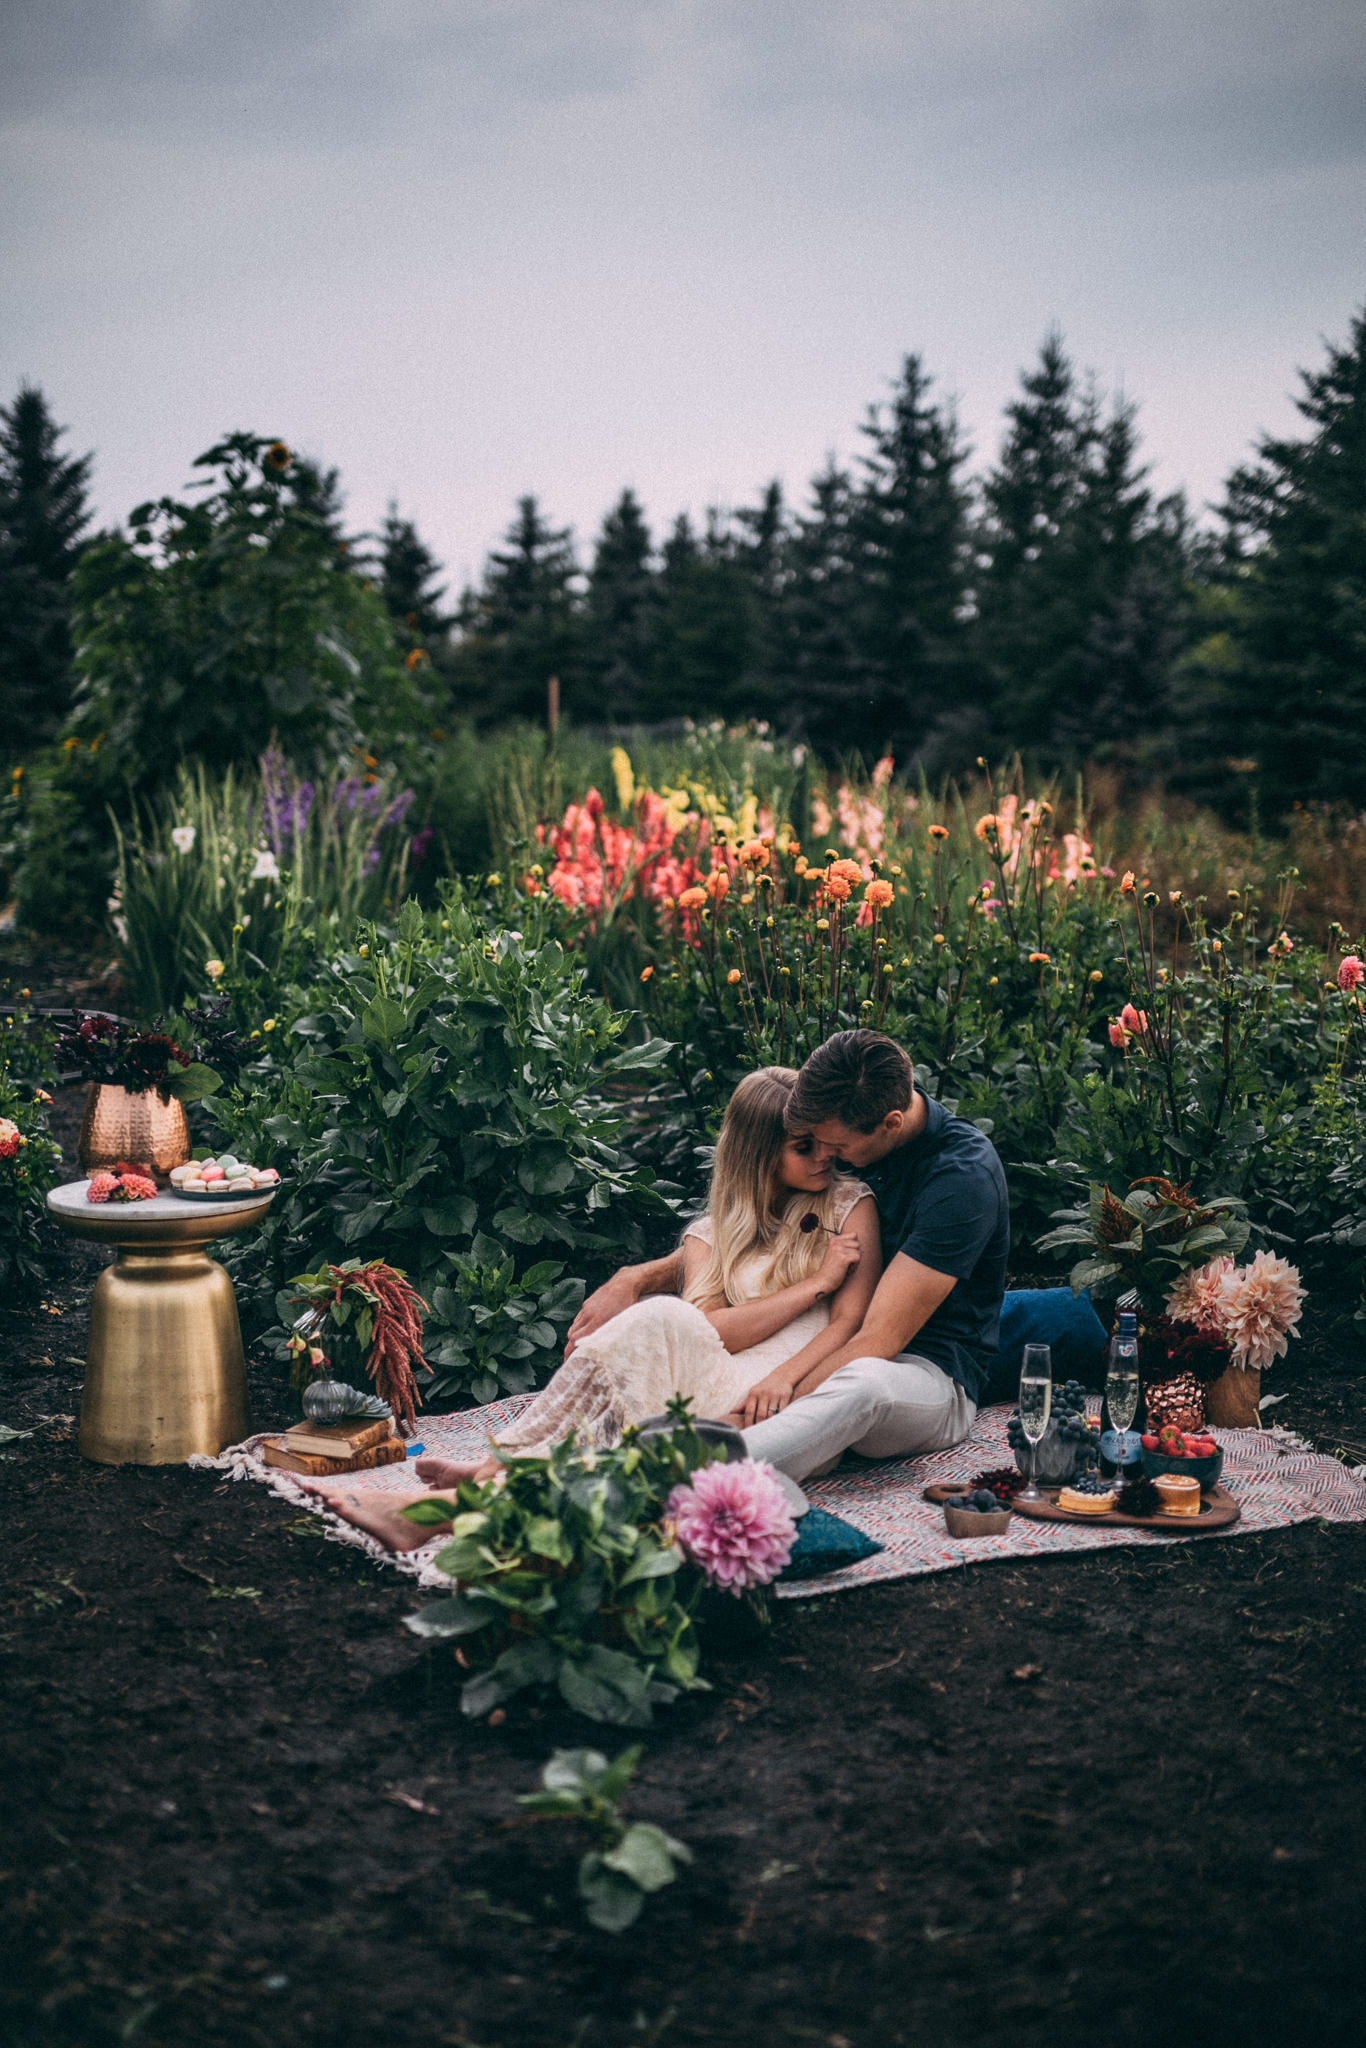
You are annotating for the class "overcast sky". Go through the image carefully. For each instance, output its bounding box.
[3,0,1363,591]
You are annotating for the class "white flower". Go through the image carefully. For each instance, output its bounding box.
[205,959,224,981]
[106,895,122,913]
[113,915,128,943]
[250,849,279,882]
[171,825,196,854]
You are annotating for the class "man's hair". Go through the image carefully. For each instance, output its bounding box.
[786,1029,914,1134]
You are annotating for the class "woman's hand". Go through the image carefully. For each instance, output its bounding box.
[734,1369,800,1427]
[815,1230,862,1296]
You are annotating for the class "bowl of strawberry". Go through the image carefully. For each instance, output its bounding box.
[1140,1424,1224,1491]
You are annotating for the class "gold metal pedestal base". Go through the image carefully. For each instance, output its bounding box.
[47,1181,275,1465]
[81,1245,251,1464]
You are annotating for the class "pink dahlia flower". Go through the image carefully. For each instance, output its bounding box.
[1338,954,1364,992]
[1165,1257,1234,1332]
[1222,1251,1306,1371]
[667,1459,797,1595]
[87,1173,119,1203]
[1120,1002,1148,1035]
[117,1173,159,1202]
[1107,1018,1129,1050]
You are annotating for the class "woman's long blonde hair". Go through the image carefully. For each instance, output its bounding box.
[683,1067,849,1309]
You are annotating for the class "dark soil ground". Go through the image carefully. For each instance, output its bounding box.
[3,1060,1366,2047]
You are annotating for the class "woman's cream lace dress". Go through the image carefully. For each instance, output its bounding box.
[492,1178,872,1455]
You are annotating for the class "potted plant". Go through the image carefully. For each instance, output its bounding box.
[1162,1252,1307,1427]
[1039,1178,1251,1322]
[56,1012,223,1182]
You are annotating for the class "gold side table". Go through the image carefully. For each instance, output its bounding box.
[47,1181,277,1465]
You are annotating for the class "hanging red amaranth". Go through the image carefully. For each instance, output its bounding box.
[327,1260,427,1435]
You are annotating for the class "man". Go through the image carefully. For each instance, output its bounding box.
[567,1029,1009,1482]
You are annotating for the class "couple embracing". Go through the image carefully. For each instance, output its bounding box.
[324,1030,1009,1547]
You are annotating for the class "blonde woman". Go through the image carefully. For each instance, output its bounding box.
[492,1064,881,1451]
[314,1067,880,1549]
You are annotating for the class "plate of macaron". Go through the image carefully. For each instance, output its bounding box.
[169,1155,281,1199]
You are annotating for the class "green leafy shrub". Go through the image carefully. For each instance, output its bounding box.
[0,997,62,1295]
[69,431,427,794]
[210,888,678,1402]
[516,1746,692,1932]
[1,739,122,938]
[401,1411,726,1724]
[425,1255,584,1406]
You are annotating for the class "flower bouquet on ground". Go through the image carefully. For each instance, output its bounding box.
[284,1258,429,1434]
[401,1400,796,1726]
[1157,1251,1307,1428]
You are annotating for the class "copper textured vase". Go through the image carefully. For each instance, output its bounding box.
[77,1083,191,1184]
[1205,1365,1262,1429]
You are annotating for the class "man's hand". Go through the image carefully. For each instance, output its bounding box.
[562,1249,686,1356]
[564,1270,642,1355]
[733,1368,800,1427]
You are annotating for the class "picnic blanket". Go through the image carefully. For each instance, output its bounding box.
[193,1399,1366,1599]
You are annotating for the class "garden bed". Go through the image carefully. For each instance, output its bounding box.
[2,1091,1365,2048]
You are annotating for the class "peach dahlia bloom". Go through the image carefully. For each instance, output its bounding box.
[1222,1251,1306,1371]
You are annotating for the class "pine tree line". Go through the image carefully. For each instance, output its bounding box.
[3,311,1365,820]
[445,334,1197,777]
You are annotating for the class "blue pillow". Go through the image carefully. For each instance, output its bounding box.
[984,1287,1109,1405]
[780,1505,882,1580]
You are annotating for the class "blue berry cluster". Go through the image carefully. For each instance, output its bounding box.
[1006,1379,1099,1470]
[952,1488,1008,1514]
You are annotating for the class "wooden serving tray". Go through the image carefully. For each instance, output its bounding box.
[924,1481,1240,1533]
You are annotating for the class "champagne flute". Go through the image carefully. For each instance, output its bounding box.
[1106,1337,1142,1482]
[1017,1343,1053,1501]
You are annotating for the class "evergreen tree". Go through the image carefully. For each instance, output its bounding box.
[584,488,660,721]
[287,455,348,544]
[975,333,1188,763]
[377,503,450,645]
[853,355,979,764]
[779,460,877,761]
[0,383,93,741]
[730,479,791,721]
[653,511,759,722]
[452,496,582,725]
[1209,308,1366,813]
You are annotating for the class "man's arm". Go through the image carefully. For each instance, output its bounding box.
[563,1248,685,1356]
[788,1252,956,1396]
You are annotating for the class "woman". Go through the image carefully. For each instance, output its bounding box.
[313,1067,881,1549]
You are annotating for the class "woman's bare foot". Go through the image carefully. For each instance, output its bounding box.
[304,1482,458,1552]
[414,1453,499,1486]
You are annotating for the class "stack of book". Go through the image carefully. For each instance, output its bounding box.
[263,1412,407,1476]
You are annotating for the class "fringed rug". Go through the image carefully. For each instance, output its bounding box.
[192,1398,1366,1600]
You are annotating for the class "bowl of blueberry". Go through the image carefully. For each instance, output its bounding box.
[944,1488,1014,1537]
[1006,1378,1099,1486]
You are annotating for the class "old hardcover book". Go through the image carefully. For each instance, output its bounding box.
[263,1436,407,1478]
[283,1414,392,1459]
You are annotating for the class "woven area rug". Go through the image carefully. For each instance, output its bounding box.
[192,1398,1366,1599]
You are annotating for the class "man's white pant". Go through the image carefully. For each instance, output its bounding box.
[741,1353,976,1483]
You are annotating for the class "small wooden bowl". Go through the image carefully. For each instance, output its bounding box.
[943,1498,1013,1538]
